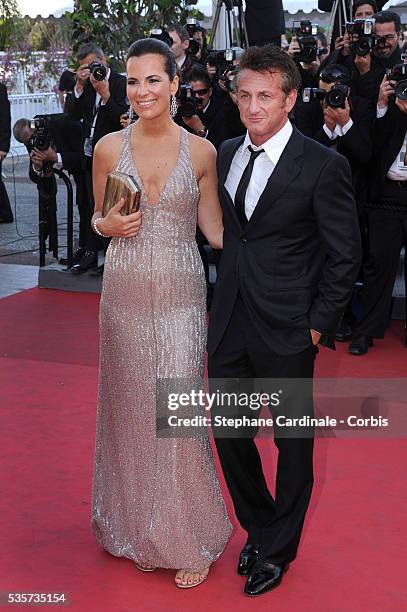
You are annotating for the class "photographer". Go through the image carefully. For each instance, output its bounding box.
[167,24,202,83]
[13,115,84,261]
[65,43,128,275]
[334,0,377,58]
[0,82,13,224]
[349,70,407,354]
[287,23,328,90]
[295,64,373,340]
[181,67,227,149]
[326,10,402,105]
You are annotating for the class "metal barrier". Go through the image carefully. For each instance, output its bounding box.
[8,93,62,154]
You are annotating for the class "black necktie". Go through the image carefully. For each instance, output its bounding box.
[234,145,264,228]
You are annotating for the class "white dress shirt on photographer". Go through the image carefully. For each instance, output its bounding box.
[377,104,407,180]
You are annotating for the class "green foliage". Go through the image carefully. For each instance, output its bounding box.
[0,0,21,49]
[69,0,203,70]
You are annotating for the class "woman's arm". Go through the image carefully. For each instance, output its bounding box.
[192,137,224,250]
[92,132,142,238]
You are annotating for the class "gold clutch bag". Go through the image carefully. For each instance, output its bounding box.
[102,171,141,217]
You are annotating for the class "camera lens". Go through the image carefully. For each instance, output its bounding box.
[91,63,107,81]
[395,80,407,101]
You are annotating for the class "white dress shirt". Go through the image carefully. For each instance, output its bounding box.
[225,120,293,220]
[322,118,353,140]
[376,105,407,181]
[74,68,111,156]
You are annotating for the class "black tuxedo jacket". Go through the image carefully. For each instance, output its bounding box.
[370,101,407,201]
[0,83,11,152]
[65,70,127,151]
[208,126,362,356]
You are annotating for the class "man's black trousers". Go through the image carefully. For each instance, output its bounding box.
[208,294,316,565]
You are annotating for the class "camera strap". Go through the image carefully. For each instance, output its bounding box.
[84,96,102,157]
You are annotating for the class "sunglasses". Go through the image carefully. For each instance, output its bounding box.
[193,88,210,96]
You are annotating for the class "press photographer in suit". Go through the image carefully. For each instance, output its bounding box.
[208,46,361,597]
[13,115,84,261]
[349,70,407,355]
[65,43,128,274]
[0,82,13,224]
[295,63,373,339]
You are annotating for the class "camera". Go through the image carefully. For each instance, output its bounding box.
[150,28,173,47]
[302,83,349,108]
[177,84,198,118]
[292,20,318,63]
[88,61,107,81]
[387,64,407,100]
[346,18,375,56]
[218,66,238,92]
[207,49,237,72]
[185,18,201,56]
[29,116,52,151]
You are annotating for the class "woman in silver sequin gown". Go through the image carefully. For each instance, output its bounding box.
[90,39,232,587]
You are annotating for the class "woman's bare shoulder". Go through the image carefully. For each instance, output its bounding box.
[94,130,125,164]
[187,132,217,179]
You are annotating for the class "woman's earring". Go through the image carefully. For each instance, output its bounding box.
[130,107,136,122]
[170,94,177,118]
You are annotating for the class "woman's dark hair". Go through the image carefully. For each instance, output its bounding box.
[126,38,177,80]
[236,45,301,96]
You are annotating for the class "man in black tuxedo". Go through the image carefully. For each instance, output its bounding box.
[0,82,13,224]
[349,75,407,355]
[208,46,361,596]
[65,43,128,274]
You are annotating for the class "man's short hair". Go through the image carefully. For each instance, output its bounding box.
[236,45,301,96]
[167,24,189,43]
[374,10,402,32]
[352,0,377,18]
[319,64,351,86]
[13,118,31,143]
[77,43,105,62]
[187,67,211,87]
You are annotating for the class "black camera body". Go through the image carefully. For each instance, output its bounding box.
[387,63,407,101]
[150,28,173,47]
[346,18,375,57]
[207,48,236,67]
[185,18,201,56]
[178,84,198,118]
[88,61,107,81]
[29,116,52,151]
[302,83,349,108]
[292,20,318,63]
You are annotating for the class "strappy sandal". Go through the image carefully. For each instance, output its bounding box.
[175,568,209,589]
[134,562,157,572]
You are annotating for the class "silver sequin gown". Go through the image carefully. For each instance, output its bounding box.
[91,126,232,571]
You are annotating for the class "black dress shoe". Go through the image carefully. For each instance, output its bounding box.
[71,250,97,274]
[348,334,373,356]
[73,247,86,266]
[237,543,260,576]
[244,562,289,596]
[335,320,352,342]
[89,264,104,276]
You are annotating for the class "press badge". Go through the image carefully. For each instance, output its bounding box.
[84,137,93,157]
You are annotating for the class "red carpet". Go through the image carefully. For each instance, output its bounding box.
[0,288,406,611]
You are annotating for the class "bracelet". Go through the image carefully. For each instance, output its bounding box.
[92,217,109,237]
